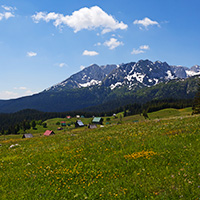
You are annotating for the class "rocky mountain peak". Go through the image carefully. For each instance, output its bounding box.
[45,60,200,92]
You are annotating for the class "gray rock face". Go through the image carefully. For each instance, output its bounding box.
[190,65,200,73]
[170,66,187,78]
[45,64,117,91]
[45,60,200,92]
[103,60,176,89]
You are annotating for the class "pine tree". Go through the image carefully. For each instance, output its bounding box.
[192,78,200,114]
[31,120,36,129]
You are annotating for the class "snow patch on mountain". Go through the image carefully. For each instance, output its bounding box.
[166,70,174,79]
[79,80,102,87]
[110,82,123,90]
[125,72,145,83]
[186,70,200,77]
[45,60,200,93]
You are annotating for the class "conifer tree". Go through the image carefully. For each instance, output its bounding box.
[192,78,200,114]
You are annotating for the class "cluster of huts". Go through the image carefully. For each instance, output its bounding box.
[22,117,104,138]
[22,130,55,138]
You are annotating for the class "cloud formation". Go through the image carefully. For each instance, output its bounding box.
[0,91,18,99]
[32,6,128,34]
[14,87,27,90]
[104,38,124,50]
[83,50,99,56]
[131,45,150,55]
[0,5,15,20]
[94,42,101,46]
[131,49,144,55]
[27,51,37,57]
[0,86,35,99]
[2,5,16,11]
[140,45,150,50]
[133,17,159,29]
[59,63,67,67]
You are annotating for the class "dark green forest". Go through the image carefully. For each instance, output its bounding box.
[0,98,193,135]
[0,75,198,113]
[0,75,199,135]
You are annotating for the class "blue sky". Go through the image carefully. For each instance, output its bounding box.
[0,0,200,99]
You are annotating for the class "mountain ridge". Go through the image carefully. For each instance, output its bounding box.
[0,59,199,113]
[45,59,200,92]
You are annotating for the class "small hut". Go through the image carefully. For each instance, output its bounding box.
[61,121,66,126]
[22,133,33,139]
[75,120,85,128]
[92,117,103,125]
[88,124,97,129]
[44,130,55,136]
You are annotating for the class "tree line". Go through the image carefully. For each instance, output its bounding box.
[0,97,196,135]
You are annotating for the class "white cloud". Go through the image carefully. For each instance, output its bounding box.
[104,38,123,50]
[0,12,14,20]
[25,90,33,95]
[4,12,14,19]
[14,87,27,90]
[27,51,37,57]
[59,63,67,67]
[2,5,16,11]
[131,45,150,55]
[94,42,101,46]
[32,6,128,34]
[0,87,35,99]
[0,13,3,20]
[83,50,99,56]
[133,17,160,29]
[0,91,18,99]
[0,5,16,20]
[80,65,85,70]
[20,87,27,90]
[140,45,150,50]
[131,49,145,55]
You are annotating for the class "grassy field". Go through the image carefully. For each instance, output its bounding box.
[0,108,200,199]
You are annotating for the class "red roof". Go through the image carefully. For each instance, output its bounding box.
[44,130,54,136]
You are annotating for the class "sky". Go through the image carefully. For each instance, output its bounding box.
[0,0,200,99]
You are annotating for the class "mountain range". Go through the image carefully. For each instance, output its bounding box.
[0,59,199,113]
[46,59,200,91]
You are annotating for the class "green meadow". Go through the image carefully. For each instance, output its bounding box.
[0,108,199,199]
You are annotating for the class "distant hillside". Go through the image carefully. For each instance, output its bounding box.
[0,59,199,113]
[0,74,198,113]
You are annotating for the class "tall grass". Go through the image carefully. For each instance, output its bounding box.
[0,114,199,199]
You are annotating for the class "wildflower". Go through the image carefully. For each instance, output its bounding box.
[124,150,157,160]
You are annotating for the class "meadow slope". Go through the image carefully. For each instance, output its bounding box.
[0,113,199,199]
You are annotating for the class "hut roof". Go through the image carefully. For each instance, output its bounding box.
[92,117,102,123]
[88,124,97,129]
[44,130,55,136]
[22,133,33,138]
[76,120,84,127]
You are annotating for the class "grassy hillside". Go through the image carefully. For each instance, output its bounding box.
[0,109,199,199]
[148,107,192,119]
